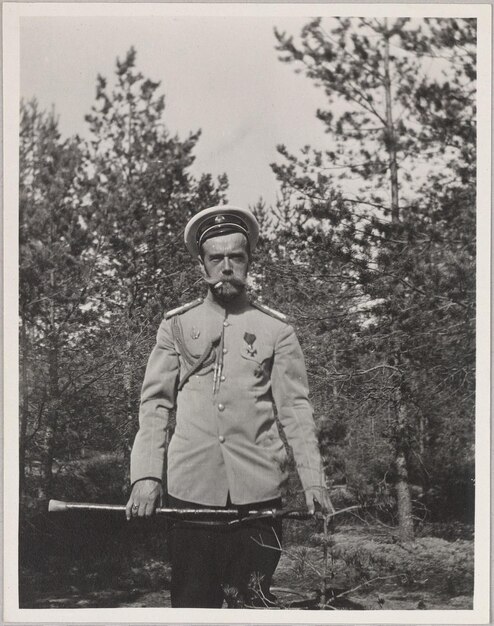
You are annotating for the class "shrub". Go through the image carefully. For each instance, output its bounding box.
[331,535,474,596]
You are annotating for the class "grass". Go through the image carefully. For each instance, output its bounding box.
[21,519,474,610]
[272,523,474,610]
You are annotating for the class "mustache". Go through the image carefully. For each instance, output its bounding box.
[204,277,246,289]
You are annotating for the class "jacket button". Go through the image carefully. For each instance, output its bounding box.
[223,321,229,327]
[218,435,225,443]
[223,348,228,354]
[220,375,226,382]
[218,403,225,411]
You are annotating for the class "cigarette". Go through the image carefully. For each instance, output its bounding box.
[214,281,223,289]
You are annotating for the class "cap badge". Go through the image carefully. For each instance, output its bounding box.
[214,215,226,224]
[244,332,257,356]
[190,326,201,340]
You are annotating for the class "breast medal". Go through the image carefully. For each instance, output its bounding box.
[244,332,257,356]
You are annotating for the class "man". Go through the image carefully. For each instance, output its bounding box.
[126,205,333,608]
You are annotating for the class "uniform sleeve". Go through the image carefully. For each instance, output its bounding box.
[130,317,179,485]
[271,324,326,494]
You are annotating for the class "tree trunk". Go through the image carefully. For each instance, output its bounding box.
[394,396,414,541]
[383,21,400,223]
[37,270,59,502]
[19,319,29,498]
[37,415,56,501]
[395,447,414,541]
[383,22,414,541]
[37,342,59,501]
[121,330,134,492]
[332,347,338,398]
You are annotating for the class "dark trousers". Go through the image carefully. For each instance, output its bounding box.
[167,494,282,608]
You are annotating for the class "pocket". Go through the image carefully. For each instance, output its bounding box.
[175,340,204,362]
[240,346,274,379]
[258,434,287,467]
[258,432,276,448]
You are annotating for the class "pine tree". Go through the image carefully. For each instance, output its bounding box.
[19,99,91,501]
[19,49,229,503]
[268,17,476,537]
[80,48,228,482]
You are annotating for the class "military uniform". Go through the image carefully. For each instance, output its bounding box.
[130,290,325,505]
[129,204,328,608]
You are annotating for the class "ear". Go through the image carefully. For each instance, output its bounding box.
[198,255,207,278]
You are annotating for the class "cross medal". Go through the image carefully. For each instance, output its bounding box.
[244,332,257,356]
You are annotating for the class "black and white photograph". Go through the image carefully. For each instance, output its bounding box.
[3,2,491,623]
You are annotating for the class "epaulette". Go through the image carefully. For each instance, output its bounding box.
[251,300,288,323]
[164,298,203,319]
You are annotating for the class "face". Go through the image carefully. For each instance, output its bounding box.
[199,232,250,300]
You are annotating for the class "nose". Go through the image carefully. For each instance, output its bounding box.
[222,257,232,274]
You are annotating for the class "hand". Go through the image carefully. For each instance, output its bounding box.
[305,486,336,516]
[126,479,163,520]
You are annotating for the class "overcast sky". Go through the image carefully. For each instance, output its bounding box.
[21,16,332,209]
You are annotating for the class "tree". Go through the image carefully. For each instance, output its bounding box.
[268,17,476,538]
[19,99,91,501]
[19,48,229,504]
[78,47,228,483]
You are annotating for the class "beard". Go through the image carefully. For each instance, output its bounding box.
[204,276,246,301]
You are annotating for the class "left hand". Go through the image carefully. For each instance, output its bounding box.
[305,486,336,516]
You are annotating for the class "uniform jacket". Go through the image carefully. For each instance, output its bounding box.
[130,290,326,506]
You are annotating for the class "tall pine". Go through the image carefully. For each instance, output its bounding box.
[269,17,476,537]
[80,48,228,484]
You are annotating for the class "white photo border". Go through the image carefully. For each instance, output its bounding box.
[3,3,491,624]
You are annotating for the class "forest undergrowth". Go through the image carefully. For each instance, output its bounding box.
[21,516,473,610]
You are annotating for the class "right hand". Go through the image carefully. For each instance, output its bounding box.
[125,479,163,520]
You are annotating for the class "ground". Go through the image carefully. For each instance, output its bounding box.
[23,523,473,611]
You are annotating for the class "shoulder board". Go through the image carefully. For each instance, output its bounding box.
[251,301,288,323]
[164,298,203,319]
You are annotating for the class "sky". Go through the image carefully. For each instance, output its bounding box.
[20,15,332,209]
